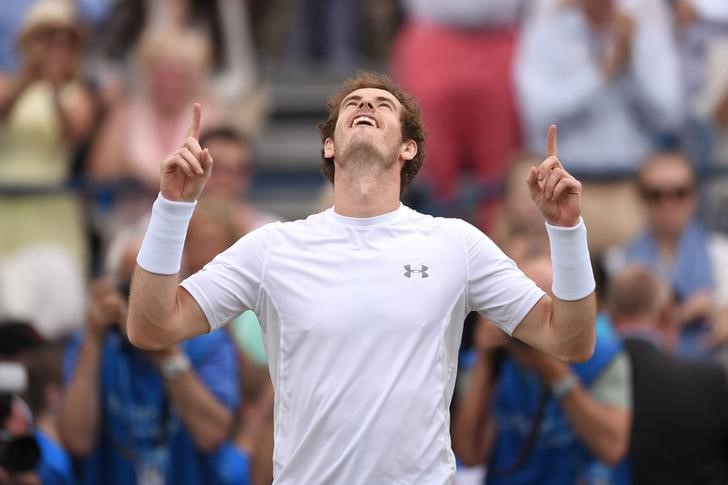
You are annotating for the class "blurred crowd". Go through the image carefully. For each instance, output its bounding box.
[2,0,728,484]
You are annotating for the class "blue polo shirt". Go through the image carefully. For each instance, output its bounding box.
[35,430,76,485]
[63,329,248,485]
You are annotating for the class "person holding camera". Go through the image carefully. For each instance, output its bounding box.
[57,234,245,485]
[453,257,632,484]
[1,365,41,485]
[0,323,78,485]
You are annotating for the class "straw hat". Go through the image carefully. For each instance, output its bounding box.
[16,0,84,48]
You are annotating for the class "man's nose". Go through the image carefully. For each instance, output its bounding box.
[358,100,375,110]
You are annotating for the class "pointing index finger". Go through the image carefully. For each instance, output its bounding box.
[187,102,201,140]
[546,124,558,158]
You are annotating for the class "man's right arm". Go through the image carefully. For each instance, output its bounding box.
[127,103,215,350]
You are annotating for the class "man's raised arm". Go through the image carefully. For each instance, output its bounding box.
[513,125,597,362]
[127,104,213,350]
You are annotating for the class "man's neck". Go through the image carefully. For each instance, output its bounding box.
[332,167,401,218]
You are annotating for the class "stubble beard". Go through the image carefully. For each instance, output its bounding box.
[339,137,398,179]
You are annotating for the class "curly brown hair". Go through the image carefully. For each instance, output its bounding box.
[318,71,426,197]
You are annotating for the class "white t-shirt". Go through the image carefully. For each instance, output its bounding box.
[181,205,545,485]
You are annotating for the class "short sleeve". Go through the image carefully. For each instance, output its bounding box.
[461,221,545,335]
[181,223,276,331]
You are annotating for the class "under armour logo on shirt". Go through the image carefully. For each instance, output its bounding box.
[404,264,429,278]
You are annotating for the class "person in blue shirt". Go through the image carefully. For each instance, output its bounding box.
[454,256,632,484]
[610,151,728,359]
[57,233,248,485]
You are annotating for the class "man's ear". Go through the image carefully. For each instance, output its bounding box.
[400,139,417,161]
[324,138,335,158]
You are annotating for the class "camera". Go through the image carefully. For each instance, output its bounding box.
[0,364,40,473]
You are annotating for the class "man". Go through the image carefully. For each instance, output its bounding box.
[610,266,728,484]
[127,71,597,484]
[453,257,631,484]
[607,151,728,358]
[516,0,683,253]
[57,234,245,485]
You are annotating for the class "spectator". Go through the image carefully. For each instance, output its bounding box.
[0,387,41,485]
[86,0,263,133]
[88,25,225,240]
[198,127,278,237]
[516,0,683,253]
[695,35,728,232]
[454,257,631,484]
[607,151,728,358]
[57,233,246,485]
[610,265,728,484]
[23,341,76,485]
[672,0,728,214]
[0,325,67,485]
[673,0,728,102]
[0,0,95,333]
[392,0,525,229]
[0,0,110,74]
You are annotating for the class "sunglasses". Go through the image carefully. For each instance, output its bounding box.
[640,185,694,203]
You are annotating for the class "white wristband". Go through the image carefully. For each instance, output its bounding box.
[545,217,595,301]
[137,194,196,275]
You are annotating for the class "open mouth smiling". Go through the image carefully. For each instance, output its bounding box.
[351,115,379,128]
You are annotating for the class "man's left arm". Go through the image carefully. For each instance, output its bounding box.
[152,337,239,453]
[513,125,596,362]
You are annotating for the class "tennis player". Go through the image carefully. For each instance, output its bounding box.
[127,72,596,484]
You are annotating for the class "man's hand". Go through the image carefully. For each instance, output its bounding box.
[527,125,582,227]
[160,103,214,202]
[87,277,127,341]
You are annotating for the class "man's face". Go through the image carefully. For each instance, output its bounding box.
[204,138,251,200]
[640,156,697,238]
[324,88,413,172]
